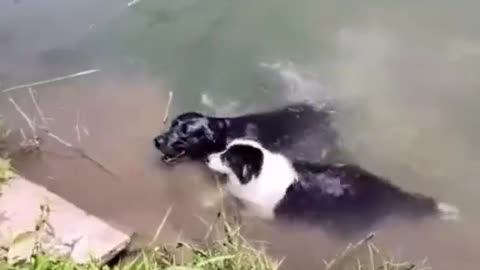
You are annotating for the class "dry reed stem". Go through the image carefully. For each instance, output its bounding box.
[1,69,100,93]
[75,111,81,143]
[368,242,375,270]
[127,0,142,7]
[8,97,37,139]
[44,131,73,148]
[28,87,48,126]
[148,206,173,247]
[8,96,120,180]
[82,125,90,137]
[19,128,27,142]
[324,233,375,270]
[163,91,173,124]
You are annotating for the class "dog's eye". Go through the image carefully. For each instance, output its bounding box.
[181,125,188,133]
[172,141,184,148]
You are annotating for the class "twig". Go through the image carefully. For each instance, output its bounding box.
[28,87,48,126]
[82,125,90,136]
[369,242,380,253]
[127,0,142,7]
[2,69,100,93]
[162,91,173,124]
[44,129,73,148]
[368,242,376,270]
[19,128,27,142]
[43,127,119,179]
[325,233,375,270]
[356,258,363,270]
[148,206,173,246]
[77,149,119,178]
[75,111,81,143]
[9,96,120,180]
[8,97,37,138]
[38,125,118,179]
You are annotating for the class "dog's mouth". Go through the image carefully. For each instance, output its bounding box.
[161,151,186,165]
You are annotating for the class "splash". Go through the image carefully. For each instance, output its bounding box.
[258,60,334,108]
[200,92,240,115]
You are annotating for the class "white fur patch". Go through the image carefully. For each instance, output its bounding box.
[436,202,461,221]
[207,139,298,219]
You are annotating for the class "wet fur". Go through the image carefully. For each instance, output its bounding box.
[207,139,459,237]
[277,162,450,236]
[154,103,345,164]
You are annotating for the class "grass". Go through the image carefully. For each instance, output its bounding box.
[0,213,281,270]
[0,213,424,270]
[0,157,14,184]
[0,115,10,156]
[0,115,14,185]
[0,237,421,270]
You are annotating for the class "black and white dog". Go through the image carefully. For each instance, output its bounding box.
[153,103,345,165]
[206,139,459,237]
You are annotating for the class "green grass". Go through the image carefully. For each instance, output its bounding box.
[0,115,13,185]
[0,217,423,270]
[0,157,14,185]
[0,218,281,270]
[0,239,420,270]
[0,115,9,150]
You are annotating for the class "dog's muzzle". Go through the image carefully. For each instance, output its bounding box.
[154,135,187,165]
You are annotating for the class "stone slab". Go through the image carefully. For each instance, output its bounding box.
[0,176,131,264]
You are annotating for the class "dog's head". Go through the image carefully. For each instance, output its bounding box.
[206,139,264,184]
[154,112,227,164]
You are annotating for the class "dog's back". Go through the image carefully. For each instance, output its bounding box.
[275,161,457,237]
[223,103,346,163]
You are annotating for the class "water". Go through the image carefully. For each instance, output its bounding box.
[1,0,480,269]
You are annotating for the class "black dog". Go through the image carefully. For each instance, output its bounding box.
[206,139,460,238]
[154,103,345,165]
[279,161,459,236]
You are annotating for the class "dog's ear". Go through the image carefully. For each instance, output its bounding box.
[230,163,254,185]
[223,144,263,185]
[207,120,227,140]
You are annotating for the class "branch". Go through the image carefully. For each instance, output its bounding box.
[2,69,100,93]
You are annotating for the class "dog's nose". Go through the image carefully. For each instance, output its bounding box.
[204,156,210,163]
[154,136,165,148]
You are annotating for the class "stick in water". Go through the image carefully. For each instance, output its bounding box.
[127,0,142,7]
[324,233,375,270]
[28,87,48,126]
[162,91,173,124]
[75,111,81,143]
[9,96,119,180]
[8,97,37,138]
[2,69,100,93]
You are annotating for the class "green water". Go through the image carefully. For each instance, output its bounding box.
[3,0,480,111]
[88,0,331,109]
[83,0,480,112]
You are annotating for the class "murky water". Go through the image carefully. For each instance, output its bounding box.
[1,0,480,269]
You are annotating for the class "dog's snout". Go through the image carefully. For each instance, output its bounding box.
[154,136,165,148]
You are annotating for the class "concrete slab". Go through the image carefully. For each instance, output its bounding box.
[0,176,131,264]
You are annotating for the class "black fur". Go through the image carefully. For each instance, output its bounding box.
[217,144,263,184]
[275,161,441,237]
[154,103,344,164]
